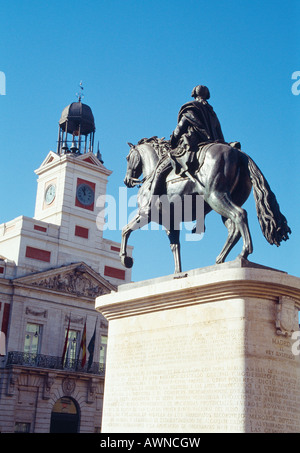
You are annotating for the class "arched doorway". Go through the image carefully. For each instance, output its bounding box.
[50,397,80,433]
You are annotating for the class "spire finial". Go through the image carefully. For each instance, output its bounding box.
[96,141,104,163]
[76,81,84,102]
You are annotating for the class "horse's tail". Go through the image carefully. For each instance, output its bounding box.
[247,154,291,246]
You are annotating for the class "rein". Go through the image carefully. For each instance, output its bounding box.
[127,176,146,187]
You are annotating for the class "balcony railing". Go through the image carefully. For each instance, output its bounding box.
[6,351,105,376]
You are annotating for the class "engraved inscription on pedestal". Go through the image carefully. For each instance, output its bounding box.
[97,265,300,433]
[104,307,300,432]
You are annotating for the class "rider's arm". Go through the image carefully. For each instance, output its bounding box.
[170,115,190,148]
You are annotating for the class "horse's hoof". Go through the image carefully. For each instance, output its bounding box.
[124,256,133,268]
[238,253,249,261]
[120,255,133,268]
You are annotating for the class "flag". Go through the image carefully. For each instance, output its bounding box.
[87,319,97,371]
[62,316,70,366]
[80,320,87,367]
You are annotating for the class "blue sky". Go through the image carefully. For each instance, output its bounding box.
[0,0,299,282]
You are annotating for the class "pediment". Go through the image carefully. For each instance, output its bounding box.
[78,152,102,166]
[35,150,112,177]
[76,152,111,175]
[38,151,60,169]
[13,262,116,299]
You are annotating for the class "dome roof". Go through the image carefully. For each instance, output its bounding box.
[59,101,95,136]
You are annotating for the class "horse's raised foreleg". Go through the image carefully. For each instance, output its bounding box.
[216,217,241,264]
[166,228,182,273]
[120,214,149,268]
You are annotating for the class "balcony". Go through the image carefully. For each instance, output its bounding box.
[6,351,105,376]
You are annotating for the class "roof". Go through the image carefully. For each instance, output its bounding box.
[59,101,95,136]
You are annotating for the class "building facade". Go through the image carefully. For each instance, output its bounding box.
[0,98,132,433]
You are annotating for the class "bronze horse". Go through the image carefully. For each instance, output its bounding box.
[120,136,290,273]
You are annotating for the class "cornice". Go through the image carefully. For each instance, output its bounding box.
[35,152,112,177]
[96,262,300,320]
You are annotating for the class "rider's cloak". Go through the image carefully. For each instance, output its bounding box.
[177,100,225,144]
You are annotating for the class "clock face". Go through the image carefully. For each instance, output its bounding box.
[44,184,56,205]
[76,183,95,206]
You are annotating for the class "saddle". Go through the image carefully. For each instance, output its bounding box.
[170,139,242,179]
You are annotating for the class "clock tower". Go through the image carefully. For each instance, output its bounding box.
[0,96,132,285]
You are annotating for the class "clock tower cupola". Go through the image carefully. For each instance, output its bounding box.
[57,91,96,156]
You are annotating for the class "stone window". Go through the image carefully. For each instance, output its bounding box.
[14,422,31,433]
[24,323,42,354]
[64,329,80,365]
[99,334,107,365]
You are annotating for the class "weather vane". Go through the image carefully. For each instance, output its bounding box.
[76,81,84,102]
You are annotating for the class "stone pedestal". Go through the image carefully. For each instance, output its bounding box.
[95,259,300,433]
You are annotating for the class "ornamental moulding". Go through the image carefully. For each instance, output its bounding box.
[275,296,298,337]
[25,307,48,318]
[14,262,116,299]
[65,314,84,324]
[32,272,105,298]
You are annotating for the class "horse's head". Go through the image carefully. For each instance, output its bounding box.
[124,143,143,188]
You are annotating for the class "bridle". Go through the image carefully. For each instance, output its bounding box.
[126,144,147,187]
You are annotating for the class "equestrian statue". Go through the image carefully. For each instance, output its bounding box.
[120,85,291,273]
